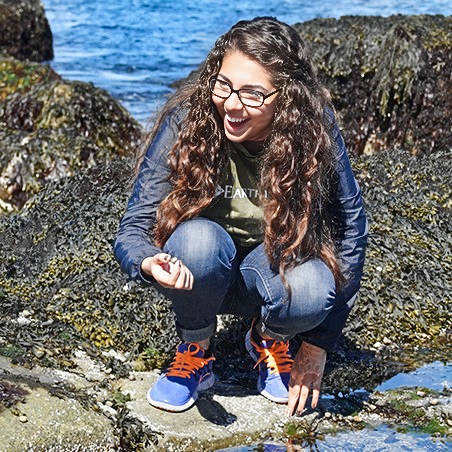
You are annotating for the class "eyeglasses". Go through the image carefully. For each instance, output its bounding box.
[209,77,280,107]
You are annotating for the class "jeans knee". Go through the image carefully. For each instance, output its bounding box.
[263,259,336,336]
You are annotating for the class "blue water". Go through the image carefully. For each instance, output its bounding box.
[377,361,451,392]
[221,427,450,451]
[41,0,452,124]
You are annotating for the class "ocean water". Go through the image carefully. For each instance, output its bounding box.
[41,0,452,124]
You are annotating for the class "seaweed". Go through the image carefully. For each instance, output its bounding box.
[294,15,452,155]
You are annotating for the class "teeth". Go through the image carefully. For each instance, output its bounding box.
[226,114,246,123]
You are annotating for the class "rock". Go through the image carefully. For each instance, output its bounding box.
[0,61,142,211]
[0,0,53,62]
[0,134,450,395]
[19,415,28,423]
[32,347,45,358]
[429,398,439,406]
[294,15,452,155]
[341,147,451,357]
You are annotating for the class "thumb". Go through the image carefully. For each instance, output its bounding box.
[153,253,171,264]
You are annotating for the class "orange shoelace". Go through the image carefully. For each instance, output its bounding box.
[166,344,214,378]
[253,340,293,375]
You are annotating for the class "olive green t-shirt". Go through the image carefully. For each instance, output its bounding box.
[203,141,264,247]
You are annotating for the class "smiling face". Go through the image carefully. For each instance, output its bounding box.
[211,51,279,151]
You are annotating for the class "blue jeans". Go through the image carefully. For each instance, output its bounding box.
[154,218,336,343]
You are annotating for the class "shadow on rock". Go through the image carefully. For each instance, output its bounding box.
[196,393,238,426]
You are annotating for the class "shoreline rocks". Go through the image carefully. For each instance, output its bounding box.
[0,6,451,450]
[294,14,452,156]
[0,355,450,451]
[0,58,142,211]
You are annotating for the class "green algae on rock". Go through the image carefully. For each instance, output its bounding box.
[0,0,53,62]
[344,148,451,358]
[0,160,178,373]
[0,58,60,101]
[294,15,452,155]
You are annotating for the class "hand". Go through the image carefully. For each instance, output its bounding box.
[287,341,326,416]
[141,253,194,290]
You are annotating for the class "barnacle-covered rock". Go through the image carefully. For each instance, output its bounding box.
[0,58,142,211]
[0,0,53,62]
[0,58,60,101]
[294,15,452,155]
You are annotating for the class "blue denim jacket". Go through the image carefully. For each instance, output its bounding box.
[114,110,368,351]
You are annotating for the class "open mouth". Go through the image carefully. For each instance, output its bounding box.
[225,114,249,131]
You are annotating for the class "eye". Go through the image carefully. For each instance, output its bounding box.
[239,89,263,100]
[216,80,231,92]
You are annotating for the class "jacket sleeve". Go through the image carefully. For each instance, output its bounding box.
[301,119,369,351]
[113,112,180,284]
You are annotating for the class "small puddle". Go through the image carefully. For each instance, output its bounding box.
[217,361,451,451]
[376,361,451,392]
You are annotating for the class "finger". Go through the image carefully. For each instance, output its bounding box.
[286,385,300,416]
[296,384,310,415]
[154,253,171,264]
[182,265,194,290]
[174,261,187,289]
[164,260,181,286]
[187,269,194,290]
[152,253,172,274]
[311,387,320,409]
[183,266,191,289]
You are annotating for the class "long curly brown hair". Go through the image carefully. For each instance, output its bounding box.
[142,17,344,287]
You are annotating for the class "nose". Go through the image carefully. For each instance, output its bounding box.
[224,91,243,111]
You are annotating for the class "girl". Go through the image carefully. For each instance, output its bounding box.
[114,17,368,414]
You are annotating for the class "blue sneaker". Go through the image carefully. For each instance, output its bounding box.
[245,323,293,403]
[147,343,215,412]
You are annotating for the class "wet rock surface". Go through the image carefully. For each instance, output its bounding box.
[0,0,53,62]
[0,355,450,451]
[294,15,452,156]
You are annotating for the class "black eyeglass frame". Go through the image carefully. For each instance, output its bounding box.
[209,77,281,107]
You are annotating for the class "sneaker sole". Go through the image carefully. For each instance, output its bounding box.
[257,379,289,404]
[146,372,216,412]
